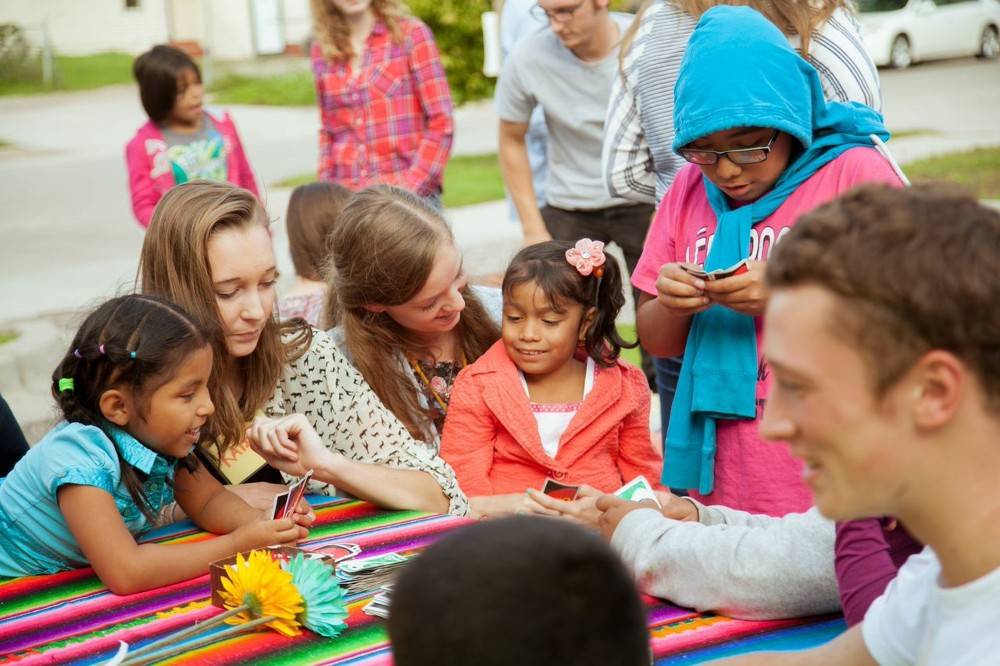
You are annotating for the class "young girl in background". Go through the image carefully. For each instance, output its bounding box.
[441,240,663,520]
[277,181,353,327]
[309,0,453,199]
[126,45,259,227]
[633,6,905,515]
[0,295,306,593]
[327,186,501,448]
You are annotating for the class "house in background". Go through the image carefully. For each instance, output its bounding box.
[1,0,313,60]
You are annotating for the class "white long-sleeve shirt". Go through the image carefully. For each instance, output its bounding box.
[610,501,841,620]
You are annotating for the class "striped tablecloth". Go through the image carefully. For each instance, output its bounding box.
[0,497,843,664]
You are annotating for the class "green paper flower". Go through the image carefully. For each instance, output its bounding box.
[284,553,349,638]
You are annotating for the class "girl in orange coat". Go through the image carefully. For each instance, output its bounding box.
[440,240,664,520]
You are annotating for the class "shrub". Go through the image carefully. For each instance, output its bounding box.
[407,0,494,105]
[0,24,41,83]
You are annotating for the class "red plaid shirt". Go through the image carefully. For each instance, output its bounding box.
[311,19,453,197]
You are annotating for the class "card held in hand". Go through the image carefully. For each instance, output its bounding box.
[613,476,661,507]
[541,478,580,501]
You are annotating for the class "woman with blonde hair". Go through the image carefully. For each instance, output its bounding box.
[324,185,501,449]
[139,180,468,516]
[309,0,453,200]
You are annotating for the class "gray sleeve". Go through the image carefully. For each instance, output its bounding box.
[495,45,537,123]
[610,507,841,619]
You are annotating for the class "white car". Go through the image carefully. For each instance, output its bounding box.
[859,0,1000,68]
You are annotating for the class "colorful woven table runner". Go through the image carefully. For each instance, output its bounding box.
[0,497,843,664]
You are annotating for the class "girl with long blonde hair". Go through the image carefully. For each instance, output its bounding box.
[139,180,469,516]
[309,0,453,199]
[326,186,501,448]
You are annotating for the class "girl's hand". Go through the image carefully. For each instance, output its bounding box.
[232,517,307,551]
[654,263,712,317]
[469,493,559,520]
[227,482,289,513]
[247,414,333,477]
[702,260,768,316]
[525,487,601,530]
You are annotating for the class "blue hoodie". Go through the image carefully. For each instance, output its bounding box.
[664,6,889,493]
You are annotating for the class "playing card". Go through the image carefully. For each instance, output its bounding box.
[286,469,314,515]
[270,490,291,520]
[614,476,662,507]
[541,478,580,501]
[680,259,750,281]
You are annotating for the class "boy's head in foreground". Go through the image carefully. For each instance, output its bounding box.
[389,516,651,666]
[761,183,1000,523]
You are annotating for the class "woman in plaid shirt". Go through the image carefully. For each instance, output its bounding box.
[310,0,454,199]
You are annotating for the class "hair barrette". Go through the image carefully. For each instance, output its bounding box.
[57,377,74,393]
[130,351,137,360]
[98,344,106,355]
[565,239,607,278]
[73,349,83,359]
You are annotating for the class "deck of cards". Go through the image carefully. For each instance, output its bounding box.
[336,552,410,594]
[362,584,394,619]
[614,476,662,507]
[270,469,313,520]
[680,258,751,281]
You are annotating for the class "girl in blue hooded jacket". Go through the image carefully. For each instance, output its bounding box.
[631,6,906,515]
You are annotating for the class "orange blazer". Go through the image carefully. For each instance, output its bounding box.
[440,340,663,496]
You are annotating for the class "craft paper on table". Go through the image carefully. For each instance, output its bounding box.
[200,437,269,485]
[614,476,662,507]
[541,478,580,501]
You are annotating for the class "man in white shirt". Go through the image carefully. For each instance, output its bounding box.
[496,0,656,384]
[689,183,1000,664]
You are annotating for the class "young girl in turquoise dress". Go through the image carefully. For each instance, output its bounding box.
[0,295,309,593]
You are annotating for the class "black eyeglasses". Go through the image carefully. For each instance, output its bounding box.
[678,130,779,166]
[530,0,586,23]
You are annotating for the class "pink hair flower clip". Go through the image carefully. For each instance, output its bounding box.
[566,239,607,277]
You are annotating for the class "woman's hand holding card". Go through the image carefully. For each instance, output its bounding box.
[247,414,334,478]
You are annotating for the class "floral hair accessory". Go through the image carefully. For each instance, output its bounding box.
[566,239,607,278]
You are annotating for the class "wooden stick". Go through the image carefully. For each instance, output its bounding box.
[118,605,249,664]
[122,616,275,666]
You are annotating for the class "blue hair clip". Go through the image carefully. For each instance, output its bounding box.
[130,351,137,360]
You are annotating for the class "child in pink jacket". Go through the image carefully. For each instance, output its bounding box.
[440,240,663,520]
[125,45,258,227]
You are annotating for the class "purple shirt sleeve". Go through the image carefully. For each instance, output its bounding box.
[834,518,923,627]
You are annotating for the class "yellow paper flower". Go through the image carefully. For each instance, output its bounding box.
[219,550,305,637]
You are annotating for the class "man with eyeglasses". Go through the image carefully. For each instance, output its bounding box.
[496,0,655,383]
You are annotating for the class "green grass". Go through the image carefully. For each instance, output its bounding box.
[275,153,506,208]
[904,146,1000,199]
[0,52,133,96]
[440,153,505,207]
[890,128,940,140]
[209,71,316,106]
[617,323,642,370]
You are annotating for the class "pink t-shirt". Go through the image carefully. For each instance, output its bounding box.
[633,146,904,516]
